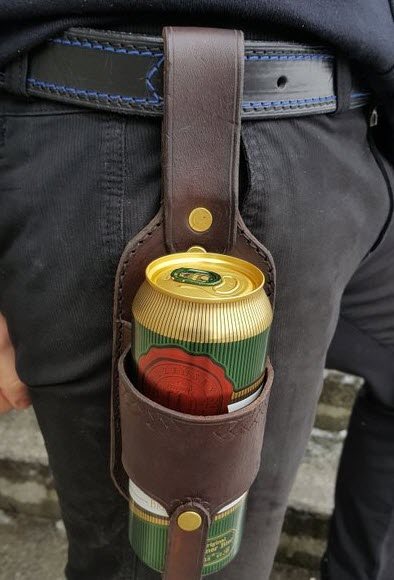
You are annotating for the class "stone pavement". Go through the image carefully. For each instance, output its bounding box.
[0,512,66,580]
[0,369,362,578]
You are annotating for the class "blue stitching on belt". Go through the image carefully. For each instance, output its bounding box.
[243,92,369,109]
[245,54,333,61]
[51,37,333,62]
[243,95,336,108]
[146,56,164,102]
[27,78,163,106]
[26,78,368,111]
[50,37,164,57]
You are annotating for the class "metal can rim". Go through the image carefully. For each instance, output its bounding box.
[145,252,265,304]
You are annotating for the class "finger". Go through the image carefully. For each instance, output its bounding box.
[0,314,31,409]
[0,390,13,414]
[0,312,9,349]
[0,375,31,408]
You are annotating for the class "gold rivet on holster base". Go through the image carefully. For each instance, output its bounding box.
[188,208,213,232]
[177,511,202,532]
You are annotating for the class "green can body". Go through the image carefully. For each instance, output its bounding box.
[133,318,270,412]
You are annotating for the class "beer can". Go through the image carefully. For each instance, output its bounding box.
[131,248,273,416]
[128,248,272,574]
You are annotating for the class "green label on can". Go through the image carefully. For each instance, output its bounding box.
[203,529,236,567]
[134,322,269,394]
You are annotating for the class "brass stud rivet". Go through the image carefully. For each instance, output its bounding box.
[188,208,213,233]
[177,511,202,532]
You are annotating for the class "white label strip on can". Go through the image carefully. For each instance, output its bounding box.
[227,385,263,413]
[129,482,247,517]
[217,491,248,514]
[129,479,169,517]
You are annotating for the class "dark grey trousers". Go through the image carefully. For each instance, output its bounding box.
[0,91,393,579]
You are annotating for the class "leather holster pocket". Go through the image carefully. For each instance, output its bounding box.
[119,346,274,516]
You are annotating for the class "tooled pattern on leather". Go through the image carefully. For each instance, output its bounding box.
[171,497,210,511]
[120,378,269,441]
[213,402,268,441]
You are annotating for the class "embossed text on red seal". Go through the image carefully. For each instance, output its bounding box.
[138,346,233,415]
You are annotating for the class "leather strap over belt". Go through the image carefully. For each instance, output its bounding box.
[0,26,369,119]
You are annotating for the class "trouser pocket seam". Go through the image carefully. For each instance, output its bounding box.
[365,132,394,256]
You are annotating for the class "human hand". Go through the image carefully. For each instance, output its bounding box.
[0,313,31,414]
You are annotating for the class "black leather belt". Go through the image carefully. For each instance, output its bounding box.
[0,27,369,119]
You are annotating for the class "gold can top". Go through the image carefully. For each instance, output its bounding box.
[145,250,265,303]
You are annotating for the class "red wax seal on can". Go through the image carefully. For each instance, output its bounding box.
[138,346,233,415]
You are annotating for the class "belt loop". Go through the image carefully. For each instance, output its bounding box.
[3,54,29,97]
[333,53,352,115]
[162,27,244,254]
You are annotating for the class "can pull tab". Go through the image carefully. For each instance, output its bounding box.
[171,268,222,286]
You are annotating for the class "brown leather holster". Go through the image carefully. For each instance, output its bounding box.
[111,27,276,580]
